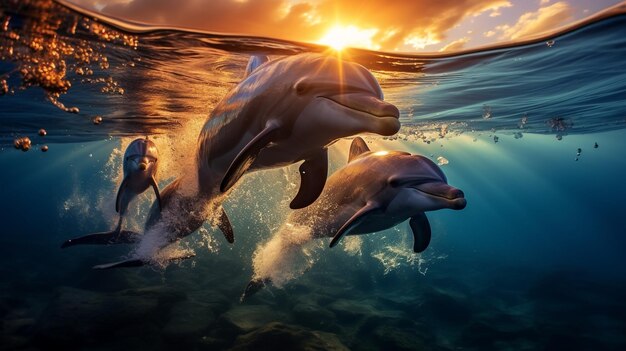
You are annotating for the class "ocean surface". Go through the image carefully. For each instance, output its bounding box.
[1,0,626,350]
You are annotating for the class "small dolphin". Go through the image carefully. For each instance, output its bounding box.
[91,53,400,268]
[116,137,162,215]
[61,138,161,248]
[242,137,466,299]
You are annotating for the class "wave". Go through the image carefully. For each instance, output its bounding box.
[56,0,626,59]
[1,0,626,145]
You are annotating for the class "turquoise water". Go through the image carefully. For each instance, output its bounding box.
[1,0,626,350]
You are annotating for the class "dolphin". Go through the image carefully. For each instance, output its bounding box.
[242,137,466,299]
[116,137,162,215]
[61,138,162,248]
[90,53,401,268]
[200,53,401,208]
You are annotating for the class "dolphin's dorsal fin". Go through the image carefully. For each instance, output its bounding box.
[330,201,381,248]
[245,55,269,78]
[115,177,130,214]
[348,137,370,163]
[409,213,432,253]
[290,149,328,209]
[221,120,281,193]
[150,176,162,211]
[218,207,235,243]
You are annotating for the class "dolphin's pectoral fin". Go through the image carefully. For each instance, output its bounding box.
[93,252,196,270]
[150,176,162,211]
[115,177,129,213]
[240,278,271,302]
[221,120,281,193]
[330,202,381,248]
[218,207,235,243]
[290,149,328,209]
[409,213,432,253]
[348,137,370,163]
[61,229,141,248]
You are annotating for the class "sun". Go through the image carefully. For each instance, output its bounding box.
[317,25,380,51]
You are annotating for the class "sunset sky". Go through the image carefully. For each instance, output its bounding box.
[67,0,622,52]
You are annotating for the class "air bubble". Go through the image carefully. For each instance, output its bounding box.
[13,137,32,151]
[482,104,492,119]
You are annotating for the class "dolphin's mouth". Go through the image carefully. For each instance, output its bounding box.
[321,92,400,119]
[414,182,467,210]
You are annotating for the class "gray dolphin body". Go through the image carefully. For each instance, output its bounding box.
[242,137,466,299]
[200,53,400,208]
[90,53,401,268]
[61,138,162,248]
[116,137,162,216]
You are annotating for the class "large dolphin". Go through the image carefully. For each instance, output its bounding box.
[202,53,401,208]
[242,137,466,299]
[89,53,401,268]
[61,138,162,248]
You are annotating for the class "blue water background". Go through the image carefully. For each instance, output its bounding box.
[1,1,626,349]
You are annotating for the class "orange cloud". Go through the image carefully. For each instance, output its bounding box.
[497,1,573,40]
[68,0,512,51]
[439,37,470,52]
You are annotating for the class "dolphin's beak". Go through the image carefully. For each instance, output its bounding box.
[139,157,149,171]
[322,92,400,136]
[324,92,400,119]
[415,182,467,210]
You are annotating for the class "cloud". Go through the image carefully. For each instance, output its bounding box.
[498,1,573,40]
[67,0,512,51]
[439,37,470,52]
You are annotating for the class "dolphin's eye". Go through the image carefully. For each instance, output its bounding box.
[294,78,311,96]
[295,82,308,95]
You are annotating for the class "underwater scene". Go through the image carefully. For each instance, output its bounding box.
[1,0,626,349]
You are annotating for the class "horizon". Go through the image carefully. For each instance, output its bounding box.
[65,0,623,53]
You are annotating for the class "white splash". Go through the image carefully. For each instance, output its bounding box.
[371,228,447,275]
[132,220,171,259]
[342,235,363,256]
[436,156,449,166]
[252,222,320,287]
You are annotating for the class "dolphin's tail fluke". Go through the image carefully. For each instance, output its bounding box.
[240,278,271,302]
[92,252,196,270]
[61,229,141,248]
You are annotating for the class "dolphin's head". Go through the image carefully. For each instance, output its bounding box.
[283,54,400,143]
[383,154,466,215]
[123,138,159,175]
